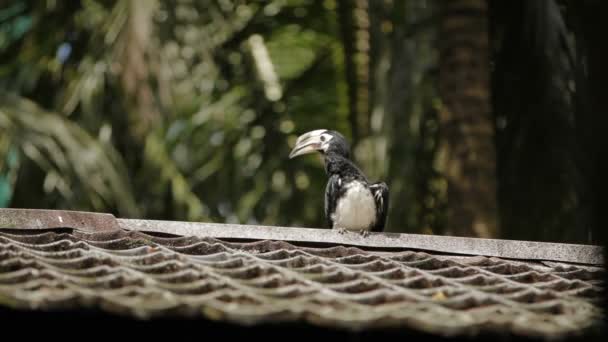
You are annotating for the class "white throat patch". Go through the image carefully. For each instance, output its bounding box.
[331,180,376,231]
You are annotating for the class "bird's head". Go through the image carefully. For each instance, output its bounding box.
[289,129,350,159]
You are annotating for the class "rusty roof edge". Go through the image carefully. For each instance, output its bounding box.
[0,208,119,232]
[117,218,604,265]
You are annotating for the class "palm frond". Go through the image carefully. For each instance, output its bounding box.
[0,93,139,216]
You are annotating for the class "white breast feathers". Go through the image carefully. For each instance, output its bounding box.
[331,181,377,231]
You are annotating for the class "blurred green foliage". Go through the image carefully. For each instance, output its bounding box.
[0,0,363,230]
[0,0,601,244]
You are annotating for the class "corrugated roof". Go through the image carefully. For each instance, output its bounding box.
[0,209,604,339]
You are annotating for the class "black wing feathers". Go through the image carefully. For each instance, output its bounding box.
[324,174,341,228]
[370,182,389,232]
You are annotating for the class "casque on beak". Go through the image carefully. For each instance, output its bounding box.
[289,129,327,159]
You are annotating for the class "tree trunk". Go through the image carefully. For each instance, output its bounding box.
[337,0,360,146]
[571,0,606,244]
[437,0,497,237]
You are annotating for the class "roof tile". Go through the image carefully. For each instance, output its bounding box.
[0,228,603,338]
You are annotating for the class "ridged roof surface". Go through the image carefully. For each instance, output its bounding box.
[0,225,603,339]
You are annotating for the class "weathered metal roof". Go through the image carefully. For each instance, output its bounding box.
[0,209,604,339]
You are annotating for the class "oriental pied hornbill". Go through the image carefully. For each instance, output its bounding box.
[289,129,389,235]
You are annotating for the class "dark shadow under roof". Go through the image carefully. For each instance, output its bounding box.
[0,209,604,339]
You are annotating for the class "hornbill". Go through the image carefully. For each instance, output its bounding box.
[289,129,389,235]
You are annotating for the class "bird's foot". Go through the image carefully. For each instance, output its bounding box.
[359,229,370,238]
[335,227,348,235]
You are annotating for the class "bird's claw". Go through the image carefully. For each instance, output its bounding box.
[359,230,369,238]
[336,227,348,235]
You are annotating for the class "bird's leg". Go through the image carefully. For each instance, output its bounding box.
[359,229,369,238]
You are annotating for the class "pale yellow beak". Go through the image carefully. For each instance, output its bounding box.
[289,129,327,159]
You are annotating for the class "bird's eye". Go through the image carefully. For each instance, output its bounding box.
[320,136,326,142]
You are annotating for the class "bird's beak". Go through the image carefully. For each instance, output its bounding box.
[289,129,327,159]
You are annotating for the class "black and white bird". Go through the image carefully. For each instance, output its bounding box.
[289,129,389,235]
